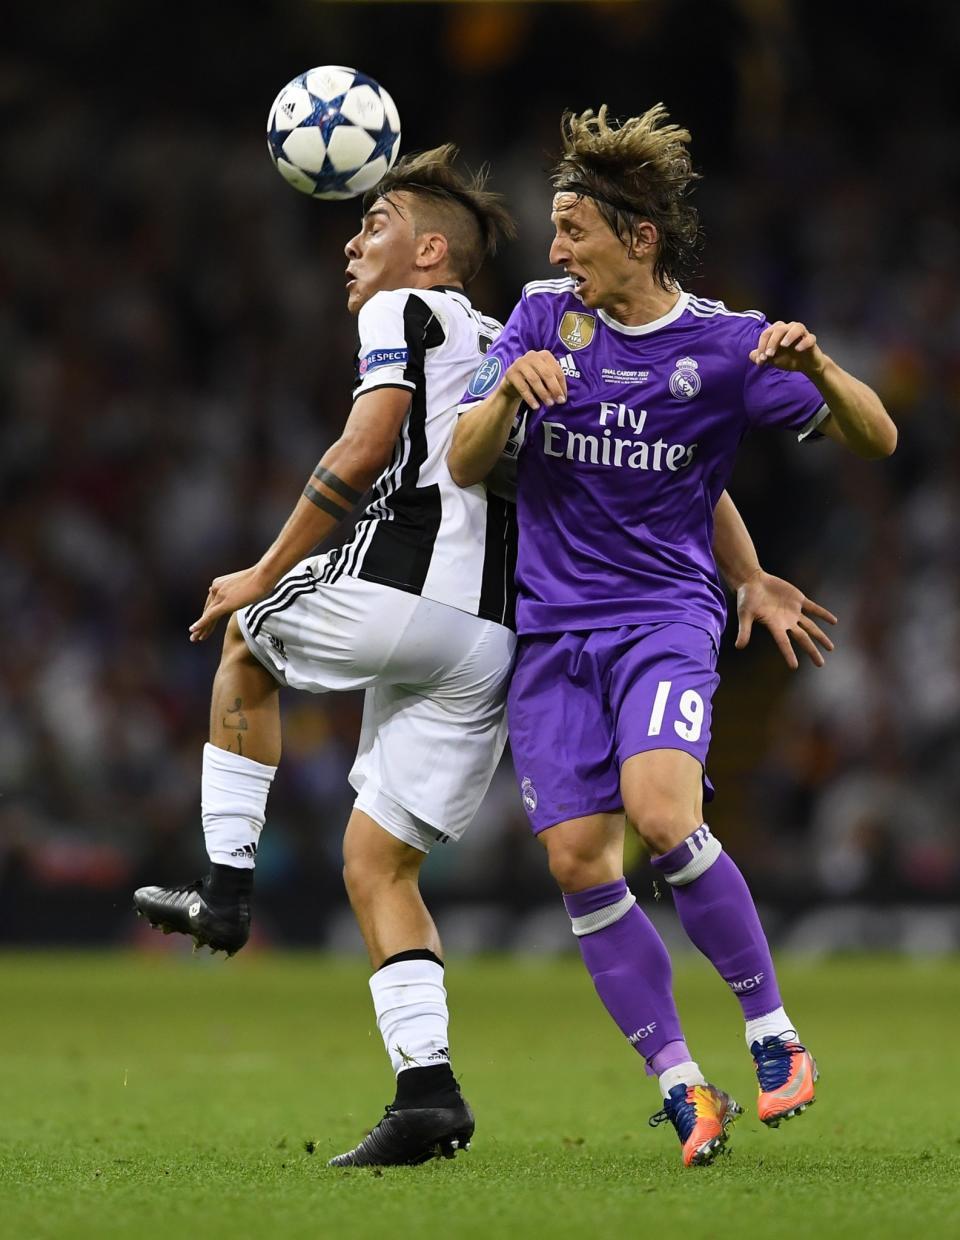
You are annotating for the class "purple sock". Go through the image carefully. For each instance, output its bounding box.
[648,1039,695,1077]
[651,825,783,1020]
[563,878,686,1064]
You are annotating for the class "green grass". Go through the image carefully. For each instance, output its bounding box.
[2,951,958,1239]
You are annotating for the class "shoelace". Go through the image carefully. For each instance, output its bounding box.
[754,1035,808,1092]
[171,879,204,896]
[648,1092,695,1140]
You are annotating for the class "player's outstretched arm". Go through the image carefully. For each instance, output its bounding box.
[449,351,566,487]
[189,387,411,641]
[750,321,897,459]
[713,490,837,669]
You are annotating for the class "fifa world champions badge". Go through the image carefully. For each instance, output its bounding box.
[669,357,701,399]
[558,311,596,351]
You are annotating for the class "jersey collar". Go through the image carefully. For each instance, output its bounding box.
[430,284,471,306]
[596,290,689,336]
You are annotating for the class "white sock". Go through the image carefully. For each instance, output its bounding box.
[745,1006,796,1050]
[658,1060,707,1099]
[201,742,276,868]
[369,958,450,1076]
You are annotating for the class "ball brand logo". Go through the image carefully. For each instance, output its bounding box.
[627,1022,658,1044]
[467,355,503,397]
[669,356,701,400]
[520,776,538,813]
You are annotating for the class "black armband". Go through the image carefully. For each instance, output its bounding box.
[312,465,362,504]
[303,484,350,519]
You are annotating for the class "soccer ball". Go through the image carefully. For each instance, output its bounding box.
[266,65,401,201]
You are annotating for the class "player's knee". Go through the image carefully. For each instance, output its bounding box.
[341,855,368,908]
[544,839,610,892]
[629,804,699,855]
[342,834,420,907]
[342,849,384,910]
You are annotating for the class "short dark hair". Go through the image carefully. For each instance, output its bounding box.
[364,144,516,285]
[552,103,702,289]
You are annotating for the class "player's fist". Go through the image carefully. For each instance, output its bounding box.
[749,321,826,376]
[501,350,567,410]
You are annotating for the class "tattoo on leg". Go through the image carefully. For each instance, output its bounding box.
[222,697,248,755]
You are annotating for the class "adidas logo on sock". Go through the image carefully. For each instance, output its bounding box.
[558,353,581,379]
[230,843,258,860]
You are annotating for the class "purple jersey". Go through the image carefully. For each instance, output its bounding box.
[458,281,827,643]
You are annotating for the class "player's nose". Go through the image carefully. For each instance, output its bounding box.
[549,235,568,266]
[344,232,362,259]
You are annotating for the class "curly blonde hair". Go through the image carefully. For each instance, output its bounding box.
[553,104,702,289]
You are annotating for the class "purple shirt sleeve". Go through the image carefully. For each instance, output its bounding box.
[742,318,827,438]
[457,287,547,410]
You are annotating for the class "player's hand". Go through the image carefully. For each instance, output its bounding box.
[735,569,837,669]
[189,565,274,643]
[501,350,567,410]
[749,321,827,377]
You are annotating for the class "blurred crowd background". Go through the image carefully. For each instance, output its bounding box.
[3,0,958,952]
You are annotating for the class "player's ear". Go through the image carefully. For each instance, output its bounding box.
[415,231,449,271]
[630,220,659,260]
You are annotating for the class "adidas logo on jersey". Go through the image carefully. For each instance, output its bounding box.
[558,353,581,380]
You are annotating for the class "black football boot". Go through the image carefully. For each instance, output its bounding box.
[133,863,252,956]
[328,1065,474,1168]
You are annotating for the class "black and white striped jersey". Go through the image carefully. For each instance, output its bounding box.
[323,285,516,628]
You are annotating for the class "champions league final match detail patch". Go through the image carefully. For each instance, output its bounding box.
[359,347,408,377]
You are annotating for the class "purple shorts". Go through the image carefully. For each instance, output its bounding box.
[507,622,719,833]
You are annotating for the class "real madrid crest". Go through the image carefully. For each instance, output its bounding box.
[669,356,701,400]
[558,311,596,352]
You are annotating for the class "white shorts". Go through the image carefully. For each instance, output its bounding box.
[237,554,515,853]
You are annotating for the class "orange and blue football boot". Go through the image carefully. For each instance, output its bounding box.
[649,1083,742,1167]
[751,1034,818,1126]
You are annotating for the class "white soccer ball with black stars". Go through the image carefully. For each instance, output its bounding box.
[266,66,401,201]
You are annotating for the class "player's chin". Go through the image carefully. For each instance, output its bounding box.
[345,281,364,313]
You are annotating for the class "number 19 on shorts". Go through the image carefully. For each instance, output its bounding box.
[647,680,705,742]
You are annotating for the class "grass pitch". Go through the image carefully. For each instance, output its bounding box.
[2,951,958,1240]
